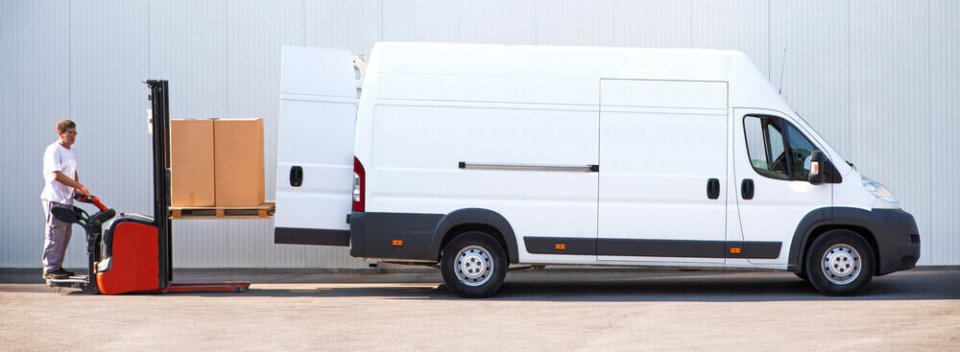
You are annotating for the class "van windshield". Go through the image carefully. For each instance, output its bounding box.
[785,123,815,180]
[793,112,854,169]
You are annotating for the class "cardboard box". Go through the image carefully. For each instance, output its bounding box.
[170,119,216,207]
[214,119,265,207]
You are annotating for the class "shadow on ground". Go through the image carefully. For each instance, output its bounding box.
[242,270,960,302]
[2,267,957,302]
[3,268,953,303]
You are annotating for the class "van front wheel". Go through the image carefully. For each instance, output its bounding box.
[805,229,875,295]
[440,231,507,298]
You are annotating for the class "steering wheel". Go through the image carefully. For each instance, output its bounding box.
[88,209,117,225]
[770,152,788,173]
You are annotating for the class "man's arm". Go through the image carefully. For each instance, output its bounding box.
[53,171,90,196]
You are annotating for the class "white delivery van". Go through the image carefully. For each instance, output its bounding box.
[274,42,920,297]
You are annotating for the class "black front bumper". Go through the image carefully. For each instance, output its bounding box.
[872,208,921,275]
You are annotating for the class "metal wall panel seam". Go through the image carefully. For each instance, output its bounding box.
[303,0,307,46]
[925,0,934,264]
[846,0,851,158]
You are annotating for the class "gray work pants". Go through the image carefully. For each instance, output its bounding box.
[42,200,72,274]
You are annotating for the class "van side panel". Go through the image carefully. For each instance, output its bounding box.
[379,74,597,106]
[366,101,599,264]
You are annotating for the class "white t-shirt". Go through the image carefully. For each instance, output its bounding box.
[40,141,77,205]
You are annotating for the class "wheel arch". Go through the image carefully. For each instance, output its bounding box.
[789,207,882,274]
[430,208,519,263]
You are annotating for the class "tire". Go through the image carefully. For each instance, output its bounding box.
[804,229,875,295]
[440,231,508,298]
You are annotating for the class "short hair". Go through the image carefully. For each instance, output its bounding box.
[56,119,76,134]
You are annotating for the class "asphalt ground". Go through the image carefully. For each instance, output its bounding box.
[1,268,958,351]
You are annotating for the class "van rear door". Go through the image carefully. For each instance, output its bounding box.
[274,46,358,246]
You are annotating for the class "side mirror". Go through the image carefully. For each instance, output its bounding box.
[52,206,82,224]
[808,150,840,185]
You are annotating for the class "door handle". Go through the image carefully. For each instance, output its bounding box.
[706,178,720,199]
[289,166,303,187]
[741,178,754,200]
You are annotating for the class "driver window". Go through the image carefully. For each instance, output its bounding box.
[744,116,790,180]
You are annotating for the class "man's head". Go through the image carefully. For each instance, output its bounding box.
[57,119,77,147]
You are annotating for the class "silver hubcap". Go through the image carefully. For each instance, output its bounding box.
[821,244,861,285]
[454,245,493,287]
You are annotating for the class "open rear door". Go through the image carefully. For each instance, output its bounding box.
[274,46,358,246]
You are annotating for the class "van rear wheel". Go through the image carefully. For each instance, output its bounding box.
[805,229,875,295]
[440,231,507,298]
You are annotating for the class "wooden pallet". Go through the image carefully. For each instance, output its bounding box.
[170,201,275,219]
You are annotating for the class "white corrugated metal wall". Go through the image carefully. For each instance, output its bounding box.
[1,0,957,268]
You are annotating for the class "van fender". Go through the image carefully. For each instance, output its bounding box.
[431,208,519,263]
[788,207,919,275]
[788,207,836,272]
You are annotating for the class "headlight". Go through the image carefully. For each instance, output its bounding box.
[862,176,898,204]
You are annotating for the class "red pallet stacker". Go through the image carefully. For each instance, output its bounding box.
[46,80,250,294]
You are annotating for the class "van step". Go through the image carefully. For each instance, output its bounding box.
[169,201,275,219]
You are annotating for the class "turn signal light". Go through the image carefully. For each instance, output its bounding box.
[555,243,566,250]
[392,240,403,246]
[729,247,741,254]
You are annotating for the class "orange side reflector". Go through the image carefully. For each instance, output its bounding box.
[392,240,403,246]
[555,243,566,250]
[729,247,741,255]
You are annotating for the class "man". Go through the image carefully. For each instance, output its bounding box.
[40,119,91,280]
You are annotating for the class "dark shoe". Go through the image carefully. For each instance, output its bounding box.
[42,269,70,280]
[63,269,76,277]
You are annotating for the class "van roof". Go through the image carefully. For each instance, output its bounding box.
[366,41,793,113]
